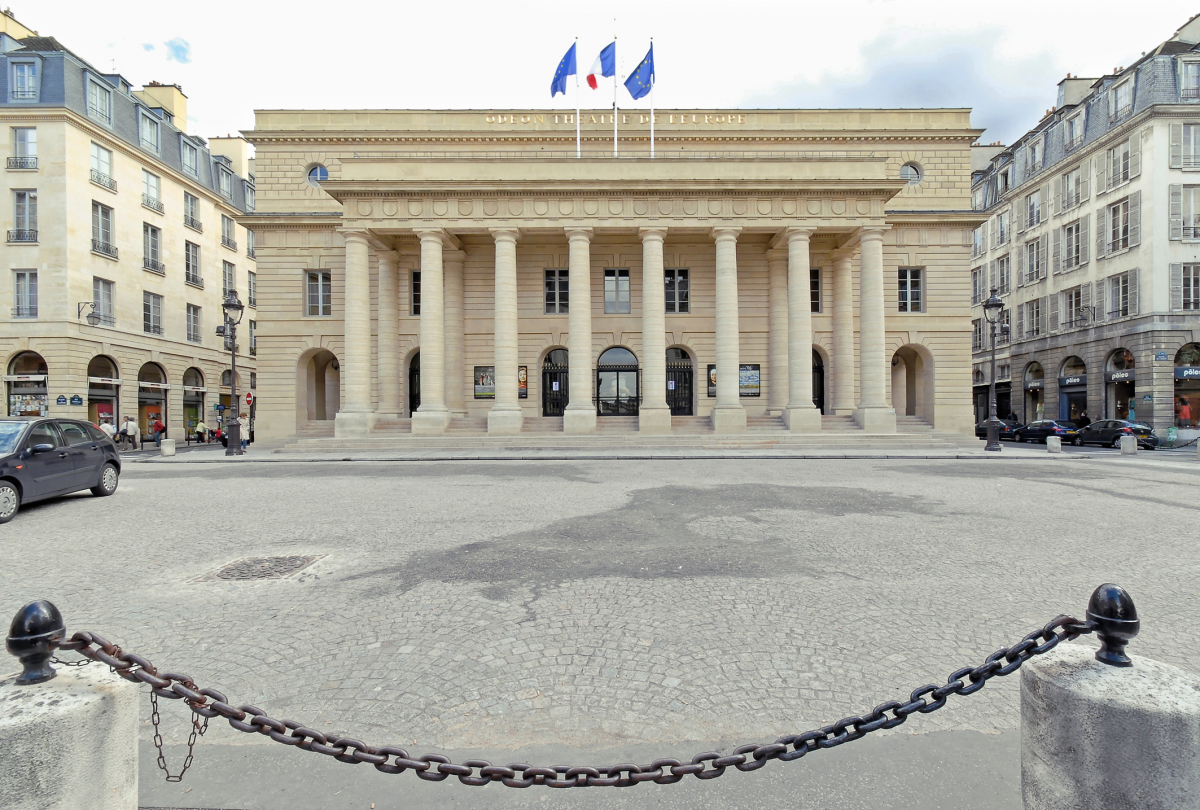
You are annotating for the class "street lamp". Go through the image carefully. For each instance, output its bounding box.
[982,288,1006,452]
[76,302,101,327]
[220,292,245,457]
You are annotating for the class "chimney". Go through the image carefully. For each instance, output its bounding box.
[134,82,188,132]
[208,135,252,178]
[1057,76,1099,108]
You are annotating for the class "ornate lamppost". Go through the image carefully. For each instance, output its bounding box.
[982,288,1006,452]
[218,292,244,456]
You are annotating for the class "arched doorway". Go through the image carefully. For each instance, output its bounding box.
[1024,362,1045,422]
[596,346,638,416]
[87,355,120,428]
[408,352,421,415]
[666,348,693,416]
[890,344,934,422]
[298,349,340,424]
[812,349,825,414]
[6,351,47,416]
[183,368,205,434]
[1057,356,1088,422]
[1175,343,1200,427]
[542,348,568,416]
[137,363,168,436]
[1105,349,1136,421]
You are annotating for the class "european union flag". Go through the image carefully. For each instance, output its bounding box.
[624,44,654,101]
[551,42,577,98]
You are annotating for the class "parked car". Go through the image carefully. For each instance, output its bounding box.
[1013,420,1082,443]
[1072,419,1160,449]
[0,417,121,524]
[975,418,1022,441]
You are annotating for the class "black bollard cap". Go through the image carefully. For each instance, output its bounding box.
[6,600,65,684]
[1086,583,1139,667]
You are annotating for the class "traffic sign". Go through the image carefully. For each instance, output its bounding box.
[246,392,254,406]
[215,404,227,412]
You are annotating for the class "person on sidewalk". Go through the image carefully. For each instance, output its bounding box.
[99,420,116,442]
[152,418,166,448]
[194,419,208,444]
[237,413,250,451]
[125,418,140,451]
[1075,411,1091,430]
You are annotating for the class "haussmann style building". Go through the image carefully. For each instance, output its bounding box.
[243,108,983,445]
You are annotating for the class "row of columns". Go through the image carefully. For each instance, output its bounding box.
[335,225,896,437]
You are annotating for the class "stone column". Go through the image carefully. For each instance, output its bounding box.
[488,228,523,434]
[831,248,856,415]
[376,250,401,417]
[411,230,448,434]
[853,227,896,432]
[638,227,671,433]
[334,230,378,437]
[711,226,746,433]
[784,228,821,431]
[443,249,466,415]
[563,227,596,434]
[766,247,789,414]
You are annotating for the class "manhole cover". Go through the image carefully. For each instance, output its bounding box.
[200,555,323,581]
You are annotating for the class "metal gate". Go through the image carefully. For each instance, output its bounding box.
[542,364,569,416]
[408,352,420,415]
[666,362,693,416]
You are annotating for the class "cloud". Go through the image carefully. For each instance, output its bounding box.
[142,43,154,52]
[164,38,191,64]
[745,29,1062,145]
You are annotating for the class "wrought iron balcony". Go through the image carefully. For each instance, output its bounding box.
[144,323,164,336]
[248,296,257,308]
[184,216,203,232]
[1183,87,1200,99]
[11,89,36,100]
[143,257,165,274]
[7,229,36,242]
[1184,226,1200,239]
[93,313,116,327]
[7,156,37,169]
[90,169,117,191]
[10,305,37,318]
[142,193,164,213]
[247,247,256,259]
[1064,135,1084,152]
[222,236,237,251]
[1109,104,1132,123]
[1108,237,1130,253]
[250,345,257,356]
[187,332,203,344]
[185,273,205,289]
[92,239,118,259]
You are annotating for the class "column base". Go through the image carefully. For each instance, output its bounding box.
[487,408,524,435]
[563,407,597,434]
[831,407,856,416]
[334,411,378,438]
[638,407,672,434]
[783,406,823,432]
[412,409,450,435]
[853,407,897,433]
[711,406,747,434]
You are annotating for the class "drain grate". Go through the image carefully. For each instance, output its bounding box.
[200,555,323,581]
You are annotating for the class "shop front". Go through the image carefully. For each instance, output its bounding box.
[1023,362,1045,423]
[5,351,48,416]
[1058,356,1088,422]
[183,368,206,437]
[86,355,120,428]
[1176,343,1200,428]
[137,363,169,437]
[1105,349,1137,422]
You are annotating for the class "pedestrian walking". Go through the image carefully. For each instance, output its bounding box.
[1180,396,1193,428]
[125,418,140,451]
[99,420,116,442]
[152,417,166,448]
[194,419,208,444]
[1075,411,1091,430]
[238,412,250,451]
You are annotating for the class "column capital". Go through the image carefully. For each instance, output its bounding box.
[765,247,788,265]
[564,226,594,241]
[785,226,816,243]
[443,248,467,264]
[830,247,855,263]
[489,227,521,244]
[637,226,667,242]
[857,225,891,243]
[413,227,448,245]
[376,250,400,264]
[711,226,742,242]
[341,229,370,246]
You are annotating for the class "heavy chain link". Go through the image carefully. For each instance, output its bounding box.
[54,614,1092,788]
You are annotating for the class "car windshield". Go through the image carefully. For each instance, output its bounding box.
[0,422,27,454]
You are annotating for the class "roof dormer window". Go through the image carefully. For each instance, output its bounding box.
[10,60,38,101]
[1109,79,1133,122]
[1183,60,1200,99]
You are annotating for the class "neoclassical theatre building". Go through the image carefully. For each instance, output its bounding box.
[243,110,980,441]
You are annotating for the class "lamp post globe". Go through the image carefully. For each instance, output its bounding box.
[222,292,244,456]
[982,289,1005,452]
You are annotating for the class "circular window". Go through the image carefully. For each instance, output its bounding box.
[900,163,922,184]
[307,165,329,186]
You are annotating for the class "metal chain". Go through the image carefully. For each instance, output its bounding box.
[53,614,1092,788]
[151,690,208,781]
[50,655,93,668]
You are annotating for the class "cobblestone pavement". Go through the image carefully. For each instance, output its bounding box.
[3,458,1197,758]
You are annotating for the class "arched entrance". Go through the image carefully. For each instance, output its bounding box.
[298,349,340,424]
[87,355,120,428]
[1024,362,1045,422]
[542,348,568,416]
[137,363,168,436]
[408,352,421,415]
[1175,343,1200,427]
[183,368,205,434]
[666,348,693,416]
[6,351,47,416]
[812,349,825,414]
[596,347,638,416]
[1057,356,1088,422]
[1105,349,1136,421]
[890,344,935,423]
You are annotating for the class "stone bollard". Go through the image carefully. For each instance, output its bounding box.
[2,601,140,810]
[1120,435,1138,454]
[1046,436,1062,453]
[160,438,176,456]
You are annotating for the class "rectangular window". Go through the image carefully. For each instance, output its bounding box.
[972,225,985,257]
[87,79,112,124]
[1027,299,1042,338]
[1026,240,1042,283]
[1063,220,1082,269]
[604,268,631,314]
[998,310,1011,344]
[898,268,923,313]
[1026,138,1043,173]
[972,319,983,351]
[93,277,114,326]
[1065,114,1084,149]
[142,170,160,201]
[1108,141,1130,188]
[184,192,201,230]
[139,113,160,152]
[185,242,201,286]
[221,215,237,250]
[13,190,36,231]
[1184,265,1200,310]
[245,186,255,211]
[181,141,198,176]
[810,267,821,313]
[142,292,163,335]
[91,201,114,255]
[218,169,231,198]
[307,271,332,316]
[1182,186,1200,239]
[249,320,256,354]
[13,127,36,158]
[1108,198,1130,252]
[248,271,257,307]
[665,268,689,313]
[246,229,255,259]
[1110,273,1130,318]
[222,261,236,297]
[1183,62,1200,97]
[972,267,983,305]
[1064,285,1084,327]
[1110,80,1133,121]
[1184,124,1200,167]
[996,255,1011,295]
[90,142,113,177]
[1062,168,1081,210]
[250,372,257,390]
[186,304,202,343]
[544,268,569,313]
[1000,170,1010,193]
[142,223,161,272]
[1027,189,1042,226]
[10,62,37,99]
[13,270,37,318]
[410,270,421,315]
[997,210,1010,244]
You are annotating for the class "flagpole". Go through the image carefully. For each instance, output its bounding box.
[613,33,618,158]
[575,38,580,159]
[649,39,655,159]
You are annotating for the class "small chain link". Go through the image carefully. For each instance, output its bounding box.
[53,615,1092,788]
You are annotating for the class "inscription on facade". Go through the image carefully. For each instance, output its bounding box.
[485,113,749,126]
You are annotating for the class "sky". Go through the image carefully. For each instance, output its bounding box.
[26,0,1200,147]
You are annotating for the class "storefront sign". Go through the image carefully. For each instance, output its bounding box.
[1143,394,1154,402]
[705,364,763,397]
[473,366,495,399]
[518,366,528,399]
[1024,379,1044,390]
[70,395,83,406]
[2,374,45,382]
[1156,351,1170,361]
[56,395,67,405]
[1058,375,1087,387]
[1175,367,1200,380]
[1106,370,1135,382]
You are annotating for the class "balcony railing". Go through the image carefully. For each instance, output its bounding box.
[11,305,37,318]
[1183,87,1200,99]
[1108,238,1130,253]
[11,89,36,100]
[247,247,256,259]
[185,273,204,288]
[221,236,237,251]
[7,156,37,169]
[143,323,164,336]
[1109,104,1132,123]
[250,345,257,356]
[1184,226,1200,239]
[142,193,164,213]
[187,332,202,344]
[92,239,118,258]
[184,216,203,232]
[7,229,36,242]
[143,257,165,274]
[1183,156,1200,168]
[1064,134,1084,151]
[248,296,257,308]
[93,313,116,327]
[90,169,117,191]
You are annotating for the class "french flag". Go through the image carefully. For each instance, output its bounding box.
[586,42,616,89]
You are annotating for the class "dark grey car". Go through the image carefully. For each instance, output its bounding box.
[0,418,121,524]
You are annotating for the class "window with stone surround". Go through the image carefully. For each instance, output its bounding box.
[810,267,821,313]
[897,268,923,313]
[410,271,421,315]
[972,267,984,306]
[995,255,1010,295]
[972,318,983,351]
[544,268,568,314]
[307,271,331,316]
[604,268,630,314]
[665,268,689,313]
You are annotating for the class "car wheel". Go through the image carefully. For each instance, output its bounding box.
[0,480,19,524]
[90,463,119,497]
[1111,437,1123,449]
[1013,433,1022,443]
[1073,437,1083,447]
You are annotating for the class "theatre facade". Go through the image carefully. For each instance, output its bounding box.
[242,109,981,440]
